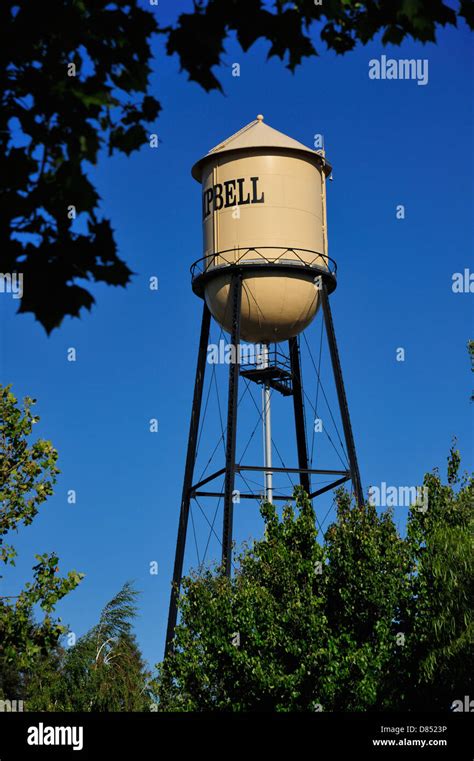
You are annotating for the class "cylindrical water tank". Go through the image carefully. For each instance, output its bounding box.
[191,115,335,344]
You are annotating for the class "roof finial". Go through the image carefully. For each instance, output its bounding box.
[256,114,264,122]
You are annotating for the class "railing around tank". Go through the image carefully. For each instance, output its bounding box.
[190,247,337,282]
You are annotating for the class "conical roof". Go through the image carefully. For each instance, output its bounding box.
[191,114,331,180]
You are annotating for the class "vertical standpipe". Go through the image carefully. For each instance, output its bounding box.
[261,344,273,503]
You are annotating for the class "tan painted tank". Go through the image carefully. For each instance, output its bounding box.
[191,115,333,344]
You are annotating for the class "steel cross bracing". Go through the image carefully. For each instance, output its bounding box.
[165,274,362,657]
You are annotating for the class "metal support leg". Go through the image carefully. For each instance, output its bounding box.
[320,285,364,507]
[262,344,273,503]
[165,303,211,656]
[222,273,242,576]
[289,336,311,496]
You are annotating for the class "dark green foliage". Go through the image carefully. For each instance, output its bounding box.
[0,0,160,332]
[26,582,152,711]
[157,451,473,711]
[166,1,473,93]
[393,445,474,709]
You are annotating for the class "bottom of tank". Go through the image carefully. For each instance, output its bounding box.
[204,271,321,344]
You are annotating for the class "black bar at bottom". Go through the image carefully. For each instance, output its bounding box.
[0,710,468,759]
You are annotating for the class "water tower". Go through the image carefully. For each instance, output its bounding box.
[165,115,362,655]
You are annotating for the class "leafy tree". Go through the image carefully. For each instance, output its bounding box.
[393,444,474,710]
[27,582,152,711]
[166,0,474,92]
[1,1,472,332]
[157,451,473,711]
[322,491,412,710]
[158,490,330,711]
[0,384,83,695]
[0,0,160,332]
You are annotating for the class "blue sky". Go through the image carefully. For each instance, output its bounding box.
[0,2,472,672]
